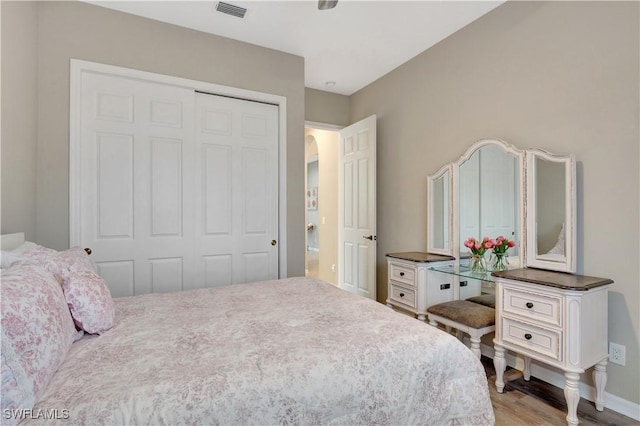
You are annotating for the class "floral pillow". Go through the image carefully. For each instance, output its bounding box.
[53,247,115,335]
[1,264,77,418]
[14,245,115,335]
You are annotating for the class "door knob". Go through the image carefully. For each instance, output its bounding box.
[362,235,377,241]
[271,240,277,246]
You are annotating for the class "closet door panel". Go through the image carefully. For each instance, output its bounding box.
[79,72,195,295]
[195,93,279,286]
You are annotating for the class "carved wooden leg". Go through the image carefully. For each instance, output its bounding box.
[523,356,532,381]
[469,336,481,359]
[564,372,581,426]
[493,345,506,393]
[417,314,426,321]
[593,359,607,411]
[386,303,393,308]
[428,318,438,327]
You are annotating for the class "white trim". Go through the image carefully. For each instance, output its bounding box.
[305,120,344,131]
[69,59,288,278]
[478,342,640,421]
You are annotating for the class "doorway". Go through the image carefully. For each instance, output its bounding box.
[304,127,339,285]
[304,115,377,299]
[306,150,319,278]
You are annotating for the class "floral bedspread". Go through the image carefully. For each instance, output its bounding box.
[28,277,495,425]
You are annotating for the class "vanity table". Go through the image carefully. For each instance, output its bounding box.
[416,138,614,425]
[492,268,613,426]
[385,252,455,321]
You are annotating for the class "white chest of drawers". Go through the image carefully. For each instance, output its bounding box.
[385,252,455,321]
[492,268,613,426]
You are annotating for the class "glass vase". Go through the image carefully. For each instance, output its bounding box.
[470,253,487,274]
[492,252,508,272]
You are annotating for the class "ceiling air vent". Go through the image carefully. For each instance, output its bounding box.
[216,2,247,18]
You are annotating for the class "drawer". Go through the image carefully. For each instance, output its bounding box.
[389,262,417,287]
[502,317,562,361]
[389,282,416,309]
[503,286,562,327]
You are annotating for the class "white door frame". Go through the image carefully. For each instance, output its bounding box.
[69,59,288,278]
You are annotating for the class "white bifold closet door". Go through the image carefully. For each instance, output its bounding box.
[77,72,278,297]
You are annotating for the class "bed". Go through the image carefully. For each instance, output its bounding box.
[1,233,495,425]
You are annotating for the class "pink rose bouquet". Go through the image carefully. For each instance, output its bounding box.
[490,236,516,256]
[463,236,492,256]
[489,236,515,271]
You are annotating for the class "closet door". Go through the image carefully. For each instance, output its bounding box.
[75,71,280,296]
[194,93,279,286]
[78,72,196,297]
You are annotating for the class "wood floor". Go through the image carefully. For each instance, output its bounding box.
[480,356,638,425]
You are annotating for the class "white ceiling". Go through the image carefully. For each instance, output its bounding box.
[87,0,504,95]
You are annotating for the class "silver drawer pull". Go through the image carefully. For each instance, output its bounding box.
[524,333,533,340]
[526,302,534,309]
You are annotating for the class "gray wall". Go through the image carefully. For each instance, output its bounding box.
[305,87,350,126]
[350,1,639,406]
[1,1,38,242]
[1,1,306,277]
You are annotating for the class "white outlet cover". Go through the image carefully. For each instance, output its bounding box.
[609,342,626,366]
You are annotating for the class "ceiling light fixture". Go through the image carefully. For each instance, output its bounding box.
[318,0,338,11]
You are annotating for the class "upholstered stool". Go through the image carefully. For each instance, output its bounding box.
[427,300,495,358]
[466,293,496,308]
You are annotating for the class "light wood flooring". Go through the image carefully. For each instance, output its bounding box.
[481,356,638,425]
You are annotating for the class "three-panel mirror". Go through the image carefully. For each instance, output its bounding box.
[427,139,576,274]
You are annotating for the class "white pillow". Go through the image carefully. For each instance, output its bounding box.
[0,242,39,268]
[546,223,565,256]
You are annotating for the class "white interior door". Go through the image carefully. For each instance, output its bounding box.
[338,115,377,299]
[194,93,279,286]
[78,72,196,297]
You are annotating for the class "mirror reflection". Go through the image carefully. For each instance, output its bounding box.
[535,158,566,260]
[429,168,450,252]
[458,144,520,262]
[526,149,576,272]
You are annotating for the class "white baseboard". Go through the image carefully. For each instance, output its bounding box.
[478,342,640,421]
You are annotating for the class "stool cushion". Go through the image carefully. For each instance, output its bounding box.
[466,293,496,309]
[427,300,495,329]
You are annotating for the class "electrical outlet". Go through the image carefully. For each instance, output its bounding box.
[609,342,626,366]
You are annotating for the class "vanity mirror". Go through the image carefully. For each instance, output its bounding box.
[427,164,452,256]
[426,138,577,278]
[454,140,525,269]
[526,149,576,273]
